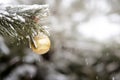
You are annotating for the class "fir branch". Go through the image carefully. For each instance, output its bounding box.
[0,4,49,46]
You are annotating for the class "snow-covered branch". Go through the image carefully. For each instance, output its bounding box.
[0,4,49,45]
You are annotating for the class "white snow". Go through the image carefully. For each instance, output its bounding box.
[72,11,86,22]
[85,0,111,14]
[78,15,120,41]
[0,0,12,4]
[13,15,25,22]
[0,10,9,15]
[20,4,49,12]
[108,14,120,23]
[0,14,2,17]
[4,64,36,80]
[0,0,18,5]
[17,15,25,22]
[6,17,12,21]
[61,0,75,8]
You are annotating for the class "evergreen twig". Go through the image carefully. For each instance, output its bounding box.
[0,5,49,46]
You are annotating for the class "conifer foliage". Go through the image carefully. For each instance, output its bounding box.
[0,5,49,46]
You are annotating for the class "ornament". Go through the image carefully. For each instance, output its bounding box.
[30,33,51,54]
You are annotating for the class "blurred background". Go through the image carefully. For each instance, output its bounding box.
[1,0,120,80]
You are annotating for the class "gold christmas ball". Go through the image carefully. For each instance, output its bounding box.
[31,34,51,54]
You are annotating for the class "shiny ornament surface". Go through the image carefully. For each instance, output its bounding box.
[31,34,51,54]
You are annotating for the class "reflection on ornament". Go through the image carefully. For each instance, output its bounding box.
[31,33,51,54]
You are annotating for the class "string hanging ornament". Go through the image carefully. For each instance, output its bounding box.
[0,5,51,54]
